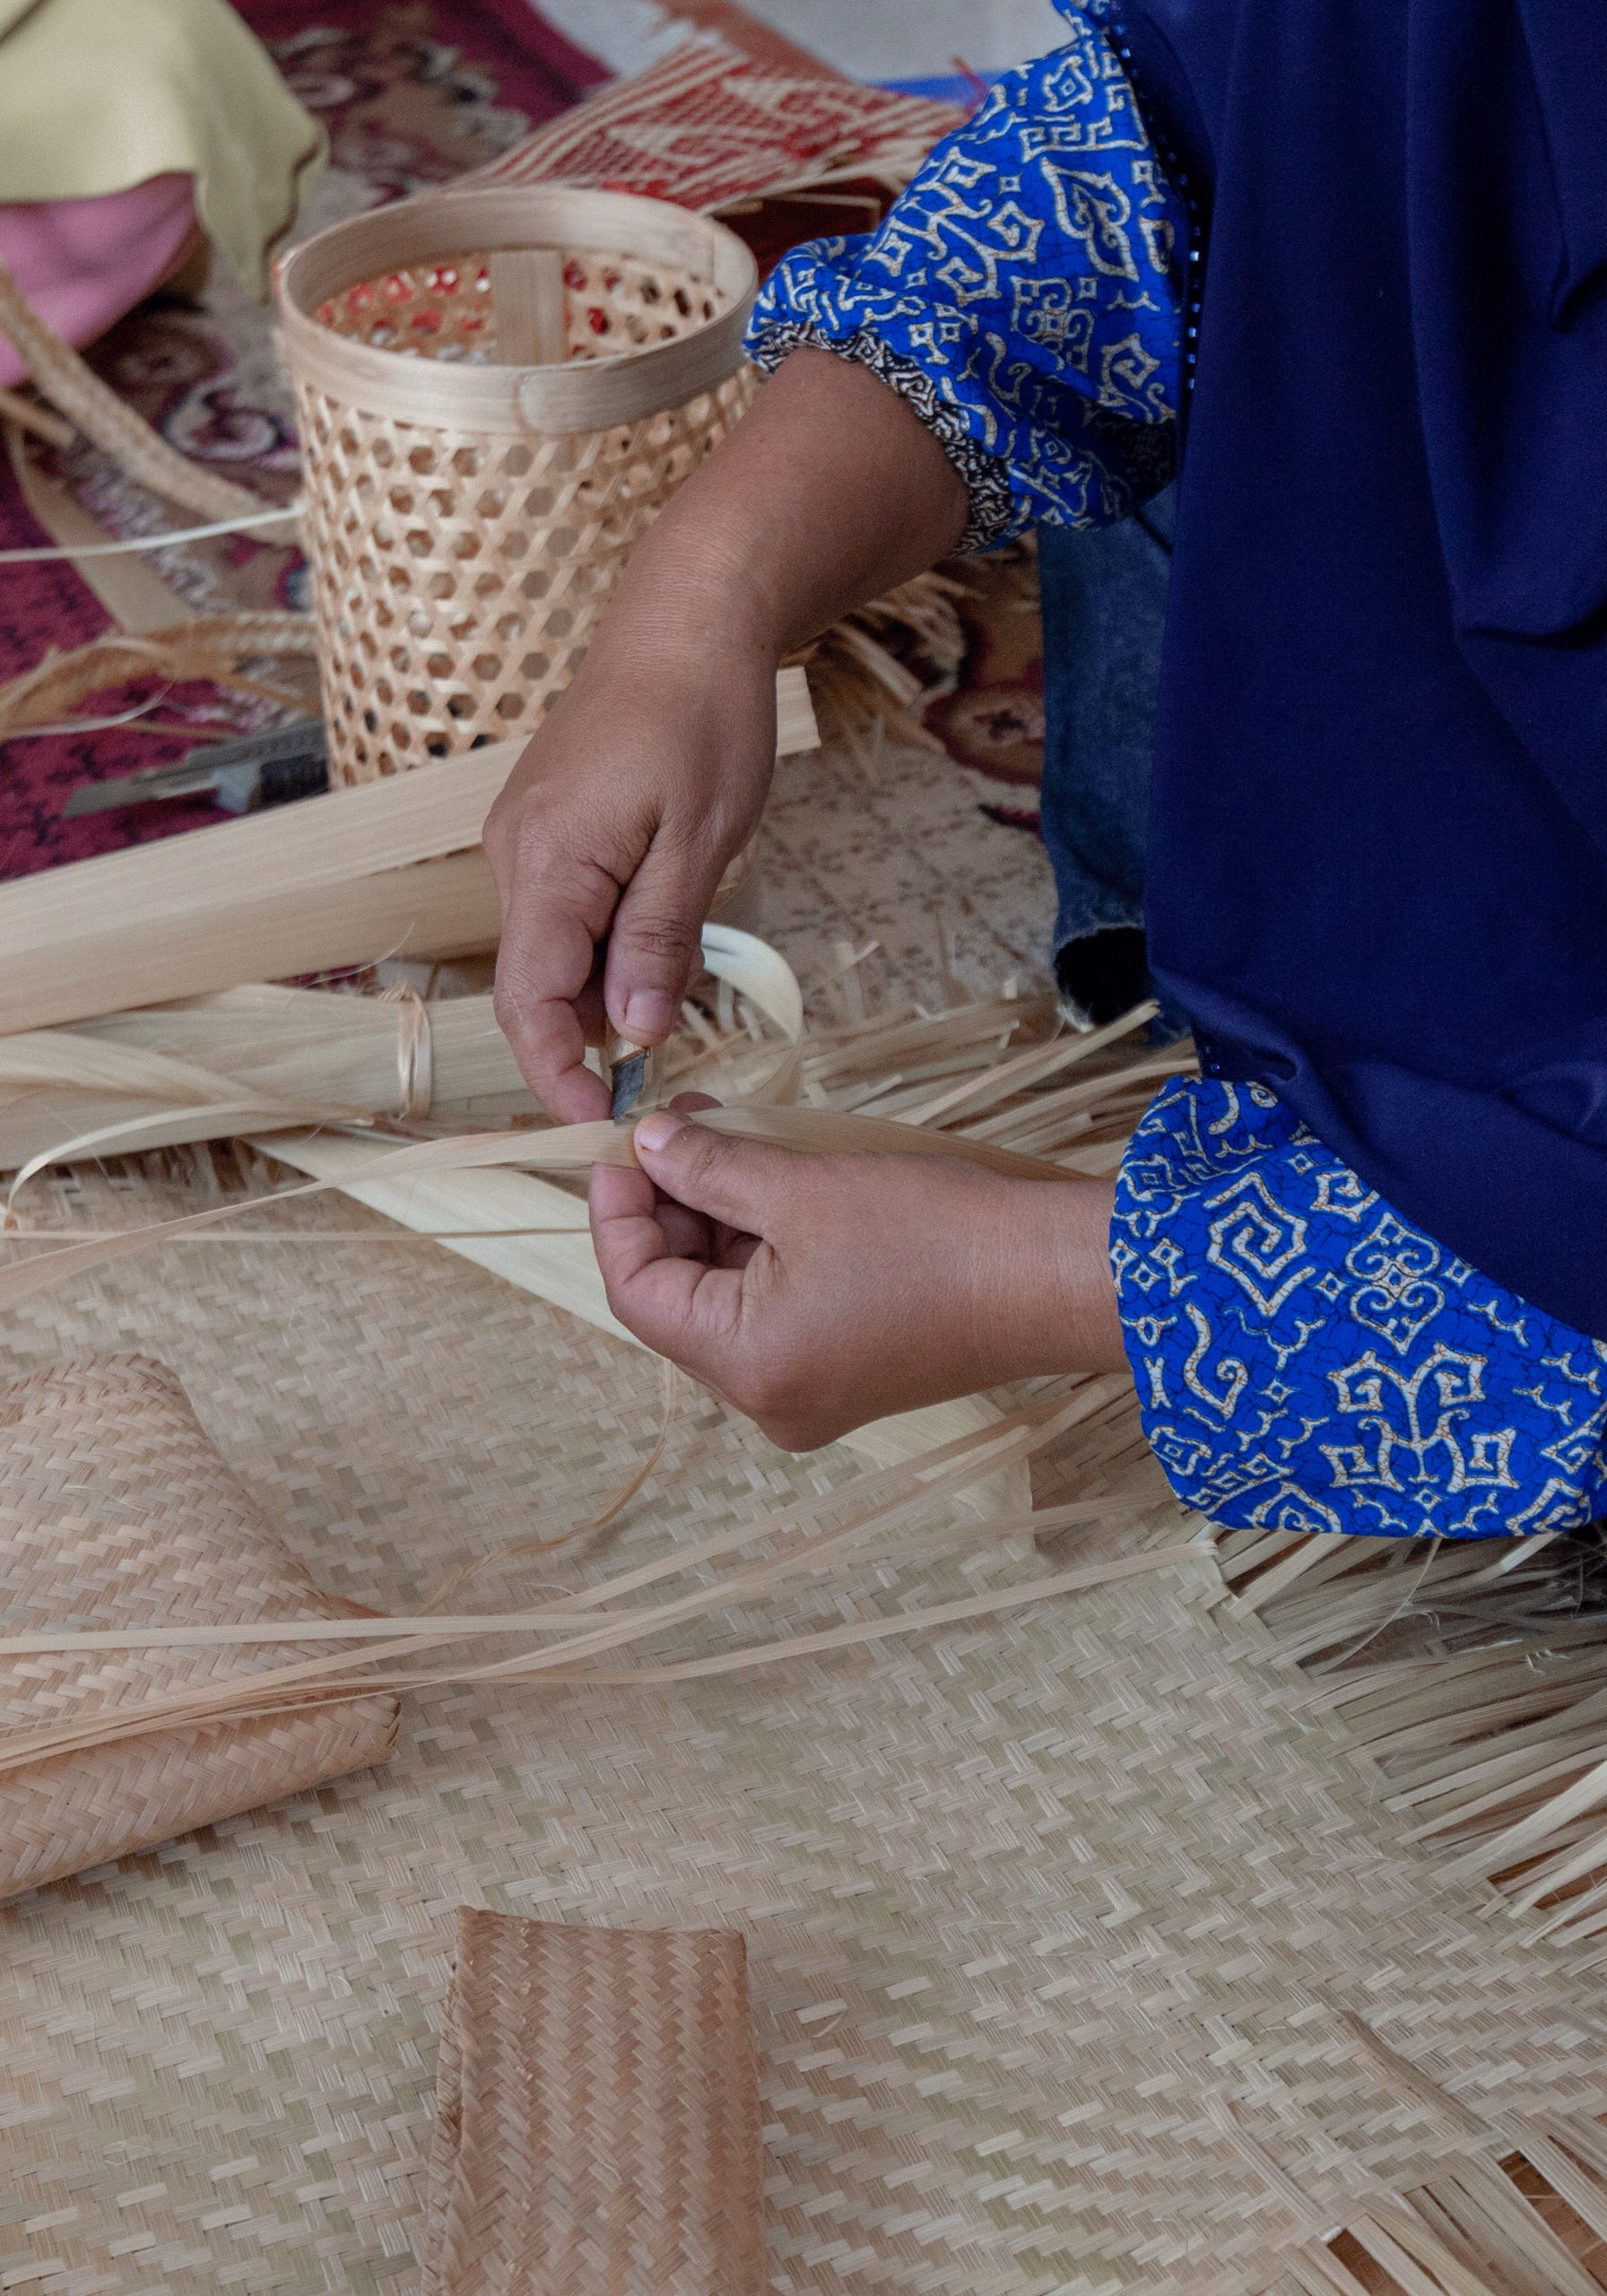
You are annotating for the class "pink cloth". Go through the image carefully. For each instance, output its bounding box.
[0,173,198,388]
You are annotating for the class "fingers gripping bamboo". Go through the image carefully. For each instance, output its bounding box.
[0,1109,1083,1315]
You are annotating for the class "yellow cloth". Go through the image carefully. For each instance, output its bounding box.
[0,0,325,296]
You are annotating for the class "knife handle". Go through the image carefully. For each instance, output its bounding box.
[256,750,330,807]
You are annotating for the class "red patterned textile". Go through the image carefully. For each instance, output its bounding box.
[465,42,962,213]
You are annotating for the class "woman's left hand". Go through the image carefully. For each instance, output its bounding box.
[589,1100,1126,1450]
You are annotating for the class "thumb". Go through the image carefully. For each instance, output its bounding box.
[632,1110,795,1233]
[603,836,725,1048]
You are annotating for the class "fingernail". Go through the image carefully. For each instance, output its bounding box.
[623,989,676,1040]
[633,1111,685,1155]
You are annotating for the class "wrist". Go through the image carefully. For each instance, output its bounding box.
[973,1178,1127,1382]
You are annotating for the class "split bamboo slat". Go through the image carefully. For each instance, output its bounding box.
[421,1911,762,2296]
[0,1354,396,1901]
[0,665,815,1037]
[276,187,759,782]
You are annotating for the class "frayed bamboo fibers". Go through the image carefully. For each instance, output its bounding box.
[0,614,316,739]
[1214,1518,1607,1946]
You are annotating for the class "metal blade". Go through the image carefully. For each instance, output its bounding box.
[609,1046,651,1124]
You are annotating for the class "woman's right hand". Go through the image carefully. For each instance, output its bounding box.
[483,627,778,1121]
[483,346,970,1122]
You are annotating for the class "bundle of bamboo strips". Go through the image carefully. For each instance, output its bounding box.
[0,925,804,1173]
[0,666,817,1036]
[1215,1518,1607,1945]
[0,1376,1194,1779]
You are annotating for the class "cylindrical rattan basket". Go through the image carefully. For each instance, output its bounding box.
[277,187,759,785]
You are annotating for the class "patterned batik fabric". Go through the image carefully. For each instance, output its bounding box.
[743,5,1186,550]
[1113,1079,1607,1539]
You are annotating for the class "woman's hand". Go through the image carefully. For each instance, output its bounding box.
[590,1102,1128,1450]
[484,638,776,1122]
[484,350,970,1123]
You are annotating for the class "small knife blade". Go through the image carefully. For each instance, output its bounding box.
[609,1043,653,1125]
[63,718,328,818]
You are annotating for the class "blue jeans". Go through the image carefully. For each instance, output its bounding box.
[1037,487,1181,1031]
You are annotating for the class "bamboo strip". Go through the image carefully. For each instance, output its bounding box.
[251,1128,1036,1511]
[3,422,197,631]
[0,1108,1096,1316]
[0,667,816,1036]
[0,385,72,450]
[0,1383,1175,1775]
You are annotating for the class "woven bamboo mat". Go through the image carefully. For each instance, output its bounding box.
[4,1161,1607,2296]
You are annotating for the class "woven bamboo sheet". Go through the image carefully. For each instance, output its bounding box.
[423,1911,761,2296]
[0,1352,397,1900]
[4,1161,1607,2295]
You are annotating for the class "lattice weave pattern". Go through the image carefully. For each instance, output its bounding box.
[0,1354,397,1899]
[423,1912,763,2296]
[318,248,727,364]
[292,247,753,784]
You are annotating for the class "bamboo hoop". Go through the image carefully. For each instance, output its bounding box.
[276,187,759,783]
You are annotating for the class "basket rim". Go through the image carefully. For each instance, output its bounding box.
[277,185,758,438]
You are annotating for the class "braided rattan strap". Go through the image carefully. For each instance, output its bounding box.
[0,257,265,526]
[423,1910,764,2295]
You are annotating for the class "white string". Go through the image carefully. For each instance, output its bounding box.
[0,500,304,565]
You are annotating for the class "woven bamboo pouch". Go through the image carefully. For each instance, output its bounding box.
[276,187,759,784]
[0,1353,397,1900]
[423,1911,762,2295]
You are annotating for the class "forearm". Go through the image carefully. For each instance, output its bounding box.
[971,1177,1127,1385]
[591,346,969,670]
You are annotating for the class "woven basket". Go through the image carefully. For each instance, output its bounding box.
[277,187,759,785]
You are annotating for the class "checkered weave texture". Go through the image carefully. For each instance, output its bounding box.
[4,1164,1607,2293]
[422,1911,761,2295]
[0,1352,397,1900]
